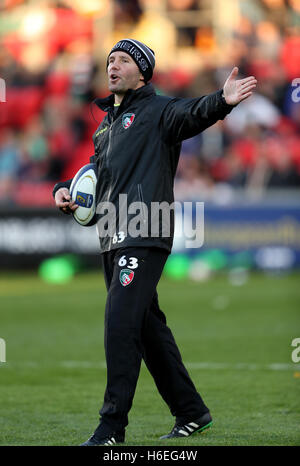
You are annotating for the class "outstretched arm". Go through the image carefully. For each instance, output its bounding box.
[223,67,257,105]
[160,67,257,144]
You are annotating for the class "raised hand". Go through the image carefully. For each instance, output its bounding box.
[223,67,257,106]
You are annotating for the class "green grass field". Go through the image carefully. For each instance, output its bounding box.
[0,270,299,446]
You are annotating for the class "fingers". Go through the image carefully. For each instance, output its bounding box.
[60,200,79,215]
[69,200,78,211]
[55,188,78,214]
[55,188,70,205]
[223,69,257,105]
[241,82,257,94]
[228,66,239,80]
[238,77,257,101]
[239,77,257,92]
[60,199,78,211]
[58,199,71,208]
[238,91,253,102]
[67,201,79,213]
[239,76,257,86]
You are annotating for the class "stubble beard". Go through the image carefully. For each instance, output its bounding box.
[108,76,143,96]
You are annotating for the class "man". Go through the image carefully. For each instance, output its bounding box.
[53,39,257,445]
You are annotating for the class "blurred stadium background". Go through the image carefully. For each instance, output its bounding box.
[0,0,300,274]
[0,0,300,447]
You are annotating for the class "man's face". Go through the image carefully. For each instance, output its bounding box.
[107,51,144,94]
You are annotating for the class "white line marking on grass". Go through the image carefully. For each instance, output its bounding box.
[60,360,106,369]
[2,361,300,371]
[186,362,300,371]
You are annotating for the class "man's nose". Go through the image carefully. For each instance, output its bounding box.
[110,61,120,70]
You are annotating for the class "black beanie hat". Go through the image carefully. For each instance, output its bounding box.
[107,38,155,82]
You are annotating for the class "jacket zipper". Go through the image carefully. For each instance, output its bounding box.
[105,125,113,170]
[105,109,123,169]
[106,115,121,249]
[104,110,127,248]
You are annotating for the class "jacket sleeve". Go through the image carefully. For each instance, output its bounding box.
[160,89,234,144]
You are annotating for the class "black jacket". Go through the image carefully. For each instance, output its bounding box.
[53,83,234,253]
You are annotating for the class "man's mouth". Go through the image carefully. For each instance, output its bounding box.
[110,74,120,83]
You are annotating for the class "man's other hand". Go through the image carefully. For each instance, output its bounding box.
[54,187,78,215]
[223,66,257,106]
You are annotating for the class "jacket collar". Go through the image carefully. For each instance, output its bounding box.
[93,83,156,113]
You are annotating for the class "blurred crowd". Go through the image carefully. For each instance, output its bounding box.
[0,0,300,206]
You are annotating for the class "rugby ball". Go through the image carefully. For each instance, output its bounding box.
[69,163,97,226]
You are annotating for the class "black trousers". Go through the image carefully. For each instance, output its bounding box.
[99,246,209,431]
